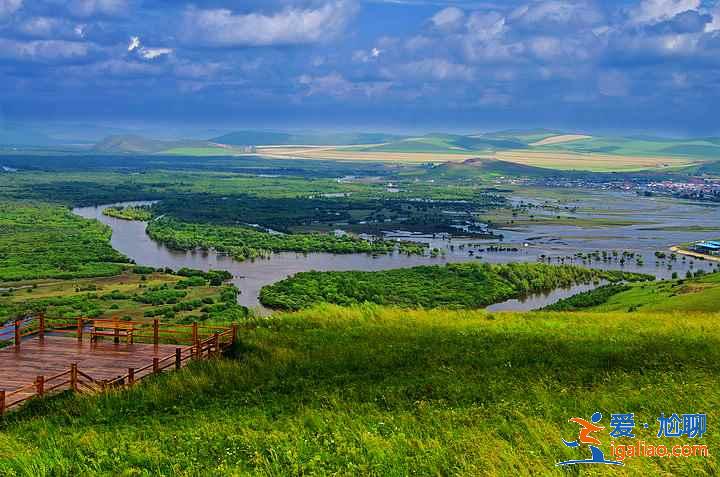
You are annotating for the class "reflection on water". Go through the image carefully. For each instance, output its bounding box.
[72,194,717,313]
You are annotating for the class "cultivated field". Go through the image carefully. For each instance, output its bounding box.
[256,146,485,163]
[495,150,699,172]
[530,134,592,146]
[256,145,701,171]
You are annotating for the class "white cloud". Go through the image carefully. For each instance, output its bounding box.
[127,37,172,60]
[631,0,701,25]
[128,36,140,52]
[352,47,382,63]
[0,38,90,62]
[68,0,128,18]
[706,5,720,31]
[18,17,65,38]
[0,0,21,18]
[466,11,506,42]
[140,47,172,60]
[511,0,604,26]
[182,1,358,47]
[431,7,465,32]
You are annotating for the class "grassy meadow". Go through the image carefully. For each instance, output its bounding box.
[0,305,717,476]
[557,271,720,313]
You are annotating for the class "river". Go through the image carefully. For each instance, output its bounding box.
[72,197,711,313]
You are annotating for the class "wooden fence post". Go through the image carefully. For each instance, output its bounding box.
[153,358,160,374]
[213,332,219,356]
[39,313,45,341]
[70,363,78,392]
[191,322,198,345]
[113,317,120,344]
[175,348,181,370]
[36,376,44,396]
[14,320,20,351]
[231,323,238,346]
[153,319,159,346]
[128,368,135,385]
[77,318,83,343]
[0,390,5,416]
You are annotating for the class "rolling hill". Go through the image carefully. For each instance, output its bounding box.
[211,131,404,147]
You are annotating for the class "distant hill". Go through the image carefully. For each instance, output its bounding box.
[354,133,529,154]
[93,135,219,154]
[211,131,404,146]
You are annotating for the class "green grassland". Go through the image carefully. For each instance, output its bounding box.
[0,305,717,476]
[0,202,129,282]
[563,271,720,313]
[537,136,720,159]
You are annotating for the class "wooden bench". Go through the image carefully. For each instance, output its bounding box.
[90,321,135,344]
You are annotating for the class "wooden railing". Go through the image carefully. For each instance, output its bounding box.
[0,316,237,415]
[2,315,235,349]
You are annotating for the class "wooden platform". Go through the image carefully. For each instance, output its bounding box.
[1,335,180,405]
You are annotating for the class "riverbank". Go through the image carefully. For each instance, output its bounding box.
[670,245,720,263]
[71,200,711,312]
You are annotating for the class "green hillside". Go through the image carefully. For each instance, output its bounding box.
[1,305,716,475]
[93,135,221,155]
[212,131,403,146]
[537,135,720,159]
[356,133,528,154]
[548,271,720,313]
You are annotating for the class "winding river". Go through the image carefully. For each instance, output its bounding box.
[72,196,712,313]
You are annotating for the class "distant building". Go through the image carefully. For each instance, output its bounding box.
[693,241,720,256]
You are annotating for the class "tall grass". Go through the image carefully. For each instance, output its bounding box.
[0,304,718,476]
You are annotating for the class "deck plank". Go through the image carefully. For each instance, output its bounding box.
[1,335,182,406]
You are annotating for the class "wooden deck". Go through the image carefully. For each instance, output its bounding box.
[0,335,181,406]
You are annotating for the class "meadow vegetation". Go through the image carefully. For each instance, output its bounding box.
[0,269,247,329]
[102,205,153,221]
[259,262,652,310]
[146,218,427,261]
[0,305,716,476]
[0,202,129,282]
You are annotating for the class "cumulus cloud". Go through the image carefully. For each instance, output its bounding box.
[631,0,701,25]
[431,7,465,32]
[127,36,172,60]
[181,1,357,47]
[0,38,91,63]
[128,36,139,52]
[0,0,22,18]
[67,0,128,18]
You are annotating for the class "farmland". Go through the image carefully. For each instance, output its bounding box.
[257,143,704,172]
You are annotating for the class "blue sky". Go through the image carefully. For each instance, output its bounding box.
[0,0,719,136]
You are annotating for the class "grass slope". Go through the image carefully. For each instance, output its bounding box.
[0,305,716,475]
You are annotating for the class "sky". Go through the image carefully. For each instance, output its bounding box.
[0,0,719,137]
